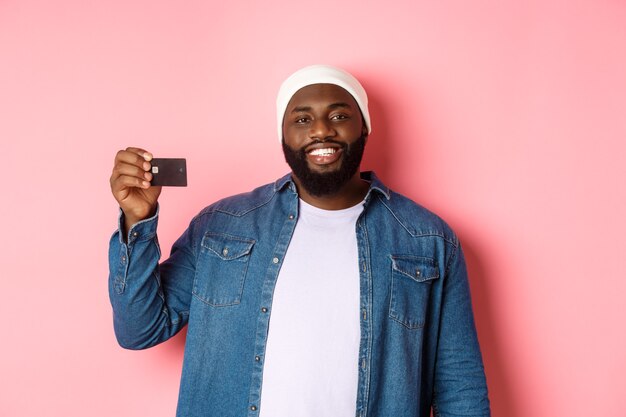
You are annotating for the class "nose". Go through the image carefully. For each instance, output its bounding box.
[309,119,336,141]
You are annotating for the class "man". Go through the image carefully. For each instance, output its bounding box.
[109,65,490,417]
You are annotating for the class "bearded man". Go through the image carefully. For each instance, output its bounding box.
[108,65,490,417]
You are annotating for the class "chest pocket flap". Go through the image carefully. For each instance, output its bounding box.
[202,233,254,261]
[389,256,439,329]
[193,233,255,307]
[391,256,439,283]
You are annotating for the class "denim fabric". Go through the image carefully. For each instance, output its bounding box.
[108,171,490,417]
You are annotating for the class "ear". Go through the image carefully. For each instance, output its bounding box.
[362,125,369,142]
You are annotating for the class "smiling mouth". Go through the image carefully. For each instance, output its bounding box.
[305,145,343,166]
[308,148,337,156]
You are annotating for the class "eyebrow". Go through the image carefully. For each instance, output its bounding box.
[291,102,352,114]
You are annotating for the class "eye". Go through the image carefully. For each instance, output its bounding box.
[294,116,309,124]
[331,114,349,121]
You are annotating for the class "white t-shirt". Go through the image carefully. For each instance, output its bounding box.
[259,198,364,417]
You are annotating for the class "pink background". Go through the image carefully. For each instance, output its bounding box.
[1,1,625,416]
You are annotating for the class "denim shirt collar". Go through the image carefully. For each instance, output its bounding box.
[273,171,391,201]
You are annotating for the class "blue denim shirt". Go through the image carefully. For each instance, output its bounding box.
[109,172,490,417]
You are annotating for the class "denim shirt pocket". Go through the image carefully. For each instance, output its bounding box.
[193,232,255,307]
[389,255,439,329]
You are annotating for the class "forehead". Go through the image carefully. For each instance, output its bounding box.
[286,83,358,111]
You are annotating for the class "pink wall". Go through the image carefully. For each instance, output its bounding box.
[1,1,625,416]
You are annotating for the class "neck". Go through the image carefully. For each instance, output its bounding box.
[293,171,369,210]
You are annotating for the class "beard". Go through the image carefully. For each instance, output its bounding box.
[282,134,366,197]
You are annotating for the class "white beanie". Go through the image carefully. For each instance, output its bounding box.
[276,64,371,143]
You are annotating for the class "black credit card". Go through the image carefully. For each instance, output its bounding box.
[150,158,187,186]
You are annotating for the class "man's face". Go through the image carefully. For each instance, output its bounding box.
[282,83,367,197]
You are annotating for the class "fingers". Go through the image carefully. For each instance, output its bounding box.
[115,148,152,168]
[110,147,154,193]
[111,165,151,190]
[124,147,153,161]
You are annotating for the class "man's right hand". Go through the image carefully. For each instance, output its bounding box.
[110,147,162,235]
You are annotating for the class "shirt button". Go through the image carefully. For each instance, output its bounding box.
[288,214,294,220]
[222,248,229,256]
[272,257,279,264]
[416,269,421,276]
[261,307,268,313]
[121,256,126,262]
[250,405,257,411]
[255,355,261,361]
[132,231,138,237]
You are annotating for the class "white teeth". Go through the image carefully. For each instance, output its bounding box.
[309,148,336,156]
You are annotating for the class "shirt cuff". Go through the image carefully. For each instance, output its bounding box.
[117,204,160,245]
